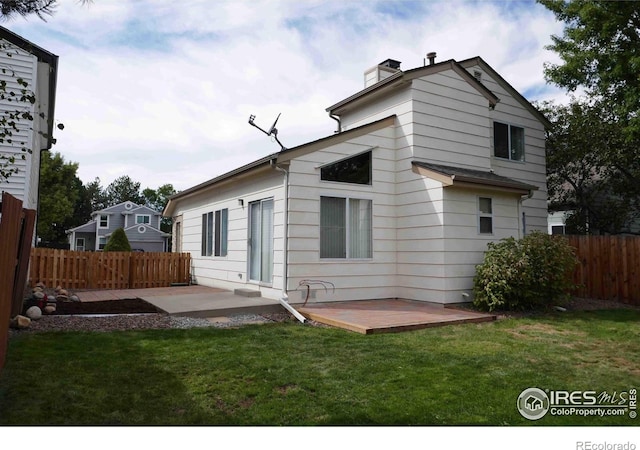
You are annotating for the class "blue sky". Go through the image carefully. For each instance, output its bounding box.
[3,0,568,192]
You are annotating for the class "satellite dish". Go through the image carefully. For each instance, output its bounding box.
[248,112,286,151]
[268,113,281,135]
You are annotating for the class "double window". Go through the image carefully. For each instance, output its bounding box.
[201,208,228,257]
[320,196,372,259]
[135,214,151,224]
[494,122,524,162]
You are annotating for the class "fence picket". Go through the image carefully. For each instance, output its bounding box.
[29,249,190,290]
[566,235,640,305]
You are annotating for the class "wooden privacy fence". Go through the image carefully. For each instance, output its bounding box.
[29,248,191,290]
[566,235,640,305]
[0,193,36,372]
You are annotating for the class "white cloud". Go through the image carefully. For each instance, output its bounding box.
[5,0,569,192]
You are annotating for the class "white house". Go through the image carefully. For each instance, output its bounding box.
[0,26,58,211]
[163,55,550,305]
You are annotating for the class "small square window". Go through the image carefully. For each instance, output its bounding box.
[99,214,109,228]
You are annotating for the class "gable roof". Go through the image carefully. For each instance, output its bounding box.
[457,57,552,129]
[326,56,551,130]
[0,26,59,150]
[163,115,396,217]
[411,161,538,195]
[326,58,500,116]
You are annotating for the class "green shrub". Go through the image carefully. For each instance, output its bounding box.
[103,228,132,252]
[473,231,579,311]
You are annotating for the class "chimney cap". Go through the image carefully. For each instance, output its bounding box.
[379,59,401,70]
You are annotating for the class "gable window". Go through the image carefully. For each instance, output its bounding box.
[201,209,228,257]
[320,151,372,185]
[494,122,524,161]
[98,236,107,250]
[320,196,372,259]
[99,214,109,228]
[136,214,151,224]
[478,197,493,234]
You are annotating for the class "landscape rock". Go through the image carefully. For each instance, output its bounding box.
[44,305,56,314]
[58,289,69,297]
[57,294,69,302]
[33,290,45,300]
[70,295,80,302]
[55,285,62,293]
[32,286,43,293]
[26,306,42,320]
[35,282,46,289]
[10,315,31,329]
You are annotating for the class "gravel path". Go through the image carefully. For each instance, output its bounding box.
[8,312,296,337]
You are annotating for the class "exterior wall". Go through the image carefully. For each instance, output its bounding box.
[0,40,38,209]
[125,224,167,252]
[286,124,397,302]
[467,64,549,233]
[442,186,521,303]
[171,168,285,299]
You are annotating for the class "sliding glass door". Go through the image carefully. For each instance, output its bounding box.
[248,198,274,284]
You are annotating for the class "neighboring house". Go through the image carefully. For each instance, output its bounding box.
[0,26,58,211]
[163,55,550,305]
[548,211,569,235]
[67,201,170,252]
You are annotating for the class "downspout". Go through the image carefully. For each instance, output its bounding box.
[329,113,341,134]
[518,190,534,238]
[270,159,306,323]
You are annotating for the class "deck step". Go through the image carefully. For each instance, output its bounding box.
[233,288,261,298]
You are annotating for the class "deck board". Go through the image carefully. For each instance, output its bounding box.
[299,299,496,334]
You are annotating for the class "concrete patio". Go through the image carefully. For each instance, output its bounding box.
[75,286,496,333]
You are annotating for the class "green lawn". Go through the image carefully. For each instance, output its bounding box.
[0,309,638,425]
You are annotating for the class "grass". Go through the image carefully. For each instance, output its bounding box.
[0,309,638,425]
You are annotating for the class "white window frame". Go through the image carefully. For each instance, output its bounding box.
[320,196,373,260]
[478,197,493,235]
[76,237,85,251]
[98,236,107,250]
[135,214,151,224]
[214,208,228,257]
[493,121,525,162]
[98,214,109,229]
[201,212,213,257]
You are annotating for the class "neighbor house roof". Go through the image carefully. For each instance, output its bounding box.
[163,115,397,217]
[0,26,59,150]
[411,161,538,195]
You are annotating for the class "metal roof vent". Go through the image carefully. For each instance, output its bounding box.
[427,52,437,65]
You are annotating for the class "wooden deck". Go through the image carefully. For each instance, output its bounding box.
[299,299,496,334]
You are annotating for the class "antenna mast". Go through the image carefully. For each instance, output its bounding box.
[248,113,286,151]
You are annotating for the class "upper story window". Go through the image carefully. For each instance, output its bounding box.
[494,122,524,162]
[136,214,151,224]
[98,214,109,228]
[321,151,372,185]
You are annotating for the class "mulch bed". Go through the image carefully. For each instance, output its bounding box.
[53,298,163,315]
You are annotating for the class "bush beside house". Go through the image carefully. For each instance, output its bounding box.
[103,228,131,252]
[473,232,579,311]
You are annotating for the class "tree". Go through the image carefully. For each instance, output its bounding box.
[103,227,131,252]
[540,0,640,137]
[540,0,640,230]
[542,99,638,234]
[83,177,108,211]
[36,151,82,244]
[104,175,144,206]
[0,0,92,21]
[142,183,176,233]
